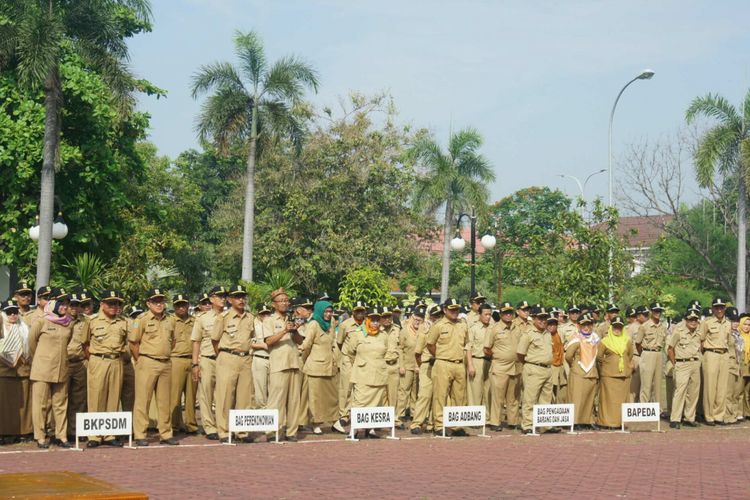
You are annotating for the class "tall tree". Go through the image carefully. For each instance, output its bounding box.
[411,128,495,301]
[687,90,750,310]
[191,30,319,281]
[0,0,153,287]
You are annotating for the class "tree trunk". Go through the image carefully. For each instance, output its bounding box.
[737,173,747,312]
[35,66,61,288]
[440,200,453,302]
[241,107,258,282]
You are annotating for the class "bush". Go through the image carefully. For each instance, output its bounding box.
[338,267,395,309]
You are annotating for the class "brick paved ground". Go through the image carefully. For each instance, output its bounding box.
[1,422,749,499]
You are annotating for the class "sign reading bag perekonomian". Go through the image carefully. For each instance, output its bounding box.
[229,409,279,433]
[76,411,132,437]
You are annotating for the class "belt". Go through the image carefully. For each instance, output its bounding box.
[472,356,490,360]
[642,348,661,352]
[676,357,700,362]
[253,353,269,360]
[92,353,120,360]
[704,348,727,354]
[437,359,463,364]
[220,348,251,357]
[526,361,550,368]
[386,360,397,365]
[141,354,169,361]
[201,355,217,360]
[171,355,192,359]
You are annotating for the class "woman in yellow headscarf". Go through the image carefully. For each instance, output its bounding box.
[596,316,634,429]
[739,314,750,418]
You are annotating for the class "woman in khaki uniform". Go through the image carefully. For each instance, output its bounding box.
[739,314,750,417]
[565,314,600,430]
[726,310,744,423]
[0,299,32,443]
[596,317,633,428]
[350,309,398,438]
[300,300,338,434]
[396,308,423,427]
[28,297,74,448]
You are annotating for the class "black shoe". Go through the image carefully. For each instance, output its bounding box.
[521,429,532,435]
[285,435,298,442]
[704,421,716,426]
[489,425,503,432]
[410,427,422,435]
[57,441,73,448]
[716,421,727,426]
[135,439,149,447]
[669,422,680,429]
[183,430,198,436]
[546,427,561,434]
[160,438,179,445]
[507,424,518,430]
[103,439,123,447]
[590,424,600,431]
[432,430,444,436]
[683,420,698,427]
[86,440,100,448]
[37,441,50,449]
[396,423,405,430]
[450,429,467,437]
[219,437,230,444]
[241,436,255,444]
[206,433,219,441]
[660,412,669,420]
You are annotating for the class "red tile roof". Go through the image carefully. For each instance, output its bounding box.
[421,227,490,255]
[616,215,672,247]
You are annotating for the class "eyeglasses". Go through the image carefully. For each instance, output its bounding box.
[274,299,290,304]
[5,310,19,315]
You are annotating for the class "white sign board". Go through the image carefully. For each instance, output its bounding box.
[532,404,574,435]
[621,403,660,432]
[349,406,397,440]
[75,411,132,449]
[228,409,279,443]
[441,405,488,438]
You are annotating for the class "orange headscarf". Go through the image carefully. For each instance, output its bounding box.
[364,318,380,336]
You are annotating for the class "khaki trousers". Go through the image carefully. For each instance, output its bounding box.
[215,352,253,439]
[197,356,217,434]
[671,360,700,423]
[638,351,662,404]
[521,363,552,430]
[170,357,197,432]
[629,354,641,402]
[66,360,87,436]
[467,358,490,409]
[410,364,433,430]
[743,377,750,417]
[133,356,172,440]
[337,355,353,420]
[87,356,123,442]
[386,363,400,407]
[489,370,519,426]
[298,373,310,427]
[32,380,68,442]
[726,369,744,422]
[121,357,135,412]
[702,351,728,423]
[396,369,417,421]
[431,360,466,431]
[252,356,270,409]
[268,369,301,437]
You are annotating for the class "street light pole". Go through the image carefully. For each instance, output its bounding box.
[451,208,496,299]
[607,69,655,299]
[558,169,606,218]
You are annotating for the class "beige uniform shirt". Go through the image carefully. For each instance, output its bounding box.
[595,320,611,338]
[338,317,364,359]
[468,321,489,359]
[350,331,398,386]
[68,317,88,361]
[301,320,336,377]
[212,308,255,353]
[426,317,468,362]
[29,319,73,383]
[415,322,433,363]
[466,310,480,329]
[485,320,518,375]
[22,307,43,328]
[699,316,730,350]
[635,318,666,351]
[262,312,300,373]
[129,311,175,359]
[398,324,419,371]
[82,313,128,356]
[172,315,195,357]
[191,309,220,357]
[668,324,702,359]
[517,327,553,366]
[383,324,401,366]
[559,321,579,344]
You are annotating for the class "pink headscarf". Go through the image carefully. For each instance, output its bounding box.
[44,300,73,327]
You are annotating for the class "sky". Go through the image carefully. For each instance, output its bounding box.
[127,0,750,206]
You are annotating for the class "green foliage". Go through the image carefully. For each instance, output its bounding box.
[61,252,106,291]
[501,286,542,307]
[338,267,395,309]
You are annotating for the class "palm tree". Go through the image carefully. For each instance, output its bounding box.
[687,90,750,311]
[191,30,319,282]
[0,0,152,288]
[412,128,495,301]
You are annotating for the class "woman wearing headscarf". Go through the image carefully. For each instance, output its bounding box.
[565,313,600,430]
[28,295,74,448]
[738,314,750,418]
[300,300,338,435]
[0,299,32,444]
[726,309,744,423]
[350,308,398,438]
[596,316,634,429]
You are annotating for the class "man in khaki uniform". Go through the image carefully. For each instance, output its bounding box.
[484,302,520,431]
[333,301,367,433]
[625,307,644,402]
[410,305,440,434]
[211,285,256,443]
[252,305,272,409]
[668,310,702,428]
[513,301,532,334]
[23,286,52,328]
[635,302,667,404]
[293,298,313,430]
[517,306,555,434]
[595,303,619,338]
[263,288,304,441]
[66,290,90,440]
[467,303,491,411]
[380,306,402,408]
[191,285,226,440]
[560,304,581,343]
[699,298,731,425]
[170,294,197,434]
[129,288,177,446]
[426,298,471,437]
[396,305,423,426]
[465,292,486,329]
[81,289,128,448]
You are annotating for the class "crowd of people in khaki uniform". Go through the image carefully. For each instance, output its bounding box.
[2,280,750,447]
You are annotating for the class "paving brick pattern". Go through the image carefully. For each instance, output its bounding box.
[1,423,749,499]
